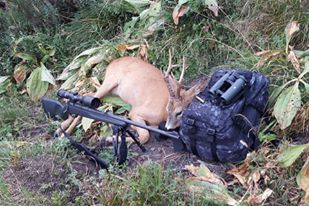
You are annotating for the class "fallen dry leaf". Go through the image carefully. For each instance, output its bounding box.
[138,41,149,62]
[297,157,309,205]
[288,50,301,73]
[255,50,284,68]
[205,0,219,16]
[285,21,300,52]
[185,164,223,184]
[227,160,250,187]
[90,77,101,90]
[116,44,140,52]
[247,188,273,205]
[172,3,190,25]
[185,163,238,205]
[251,171,261,185]
[13,64,28,84]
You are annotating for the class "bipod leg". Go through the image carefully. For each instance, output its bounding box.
[118,131,128,165]
[58,126,109,170]
[112,127,128,165]
[126,130,146,153]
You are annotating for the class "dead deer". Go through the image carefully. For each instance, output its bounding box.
[57,54,208,144]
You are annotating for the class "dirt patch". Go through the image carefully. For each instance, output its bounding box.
[18,126,51,140]
[2,154,99,203]
[128,137,228,176]
[3,155,67,201]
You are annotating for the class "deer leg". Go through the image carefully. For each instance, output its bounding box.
[129,113,150,144]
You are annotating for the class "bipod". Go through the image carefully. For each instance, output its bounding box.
[112,124,146,165]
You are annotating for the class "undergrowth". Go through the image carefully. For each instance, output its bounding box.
[0,0,308,205]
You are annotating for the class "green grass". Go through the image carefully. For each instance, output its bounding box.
[0,0,308,205]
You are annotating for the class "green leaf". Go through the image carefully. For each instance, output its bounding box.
[123,0,150,14]
[103,96,131,109]
[75,47,101,60]
[294,49,309,59]
[81,117,94,131]
[0,76,11,95]
[273,82,301,130]
[26,67,49,102]
[258,133,277,143]
[15,52,38,64]
[60,73,79,90]
[269,83,289,108]
[40,63,56,85]
[277,144,309,167]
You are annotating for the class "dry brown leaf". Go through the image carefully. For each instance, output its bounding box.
[251,171,261,185]
[285,21,300,52]
[116,44,140,52]
[90,77,101,90]
[247,188,273,205]
[297,157,309,206]
[288,50,301,73]
[185,164,224,184]
[255,50,284,68]
[172,4,190,25]
[227,160,250,187]
[13,64,28,84]
[138,41,149,62]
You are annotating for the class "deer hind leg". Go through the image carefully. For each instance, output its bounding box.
[128,112,150,144]
[105,112,150,145]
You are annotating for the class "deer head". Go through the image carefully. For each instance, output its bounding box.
[164,51,208,130]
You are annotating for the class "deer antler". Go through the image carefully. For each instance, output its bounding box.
[178,56,188,83]
[164,49,180,77]
[164,49,182,100]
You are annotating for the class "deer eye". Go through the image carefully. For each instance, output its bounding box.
[176,111,183,117]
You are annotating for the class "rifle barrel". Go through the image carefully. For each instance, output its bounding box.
[68,103,179,139]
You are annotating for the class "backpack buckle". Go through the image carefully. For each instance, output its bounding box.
[186,118,195,126]
[207,128,216,136]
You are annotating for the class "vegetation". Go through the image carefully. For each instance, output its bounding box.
[0,0,308,205]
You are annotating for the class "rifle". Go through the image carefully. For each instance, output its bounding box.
[41,90,181,169]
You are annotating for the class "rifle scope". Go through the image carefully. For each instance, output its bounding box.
[57,89,101,109]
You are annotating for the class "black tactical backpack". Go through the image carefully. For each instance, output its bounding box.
[179,69,269,163]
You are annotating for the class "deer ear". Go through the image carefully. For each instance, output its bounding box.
[164,75,182,99]
[182,78,208,104]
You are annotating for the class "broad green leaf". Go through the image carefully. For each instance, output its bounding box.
[15,52,37,64]
[185,164,238,205]
[258,133,277,143]
[268,83,289,108]
[81,117,94,131]
[294,49,309,59]
[273,82,301,130]
[74,47,101,60]
[100,124,112,138]
[277,144,309,167]
[297,157,309,205]
[26,67,49,102]
[41,63,56,85]
[0,76,10,94]
[123,0,150,13]
[60,73,79,90]
[80,52,105,76]
[124,17,139,37]
[103,96,132,109]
